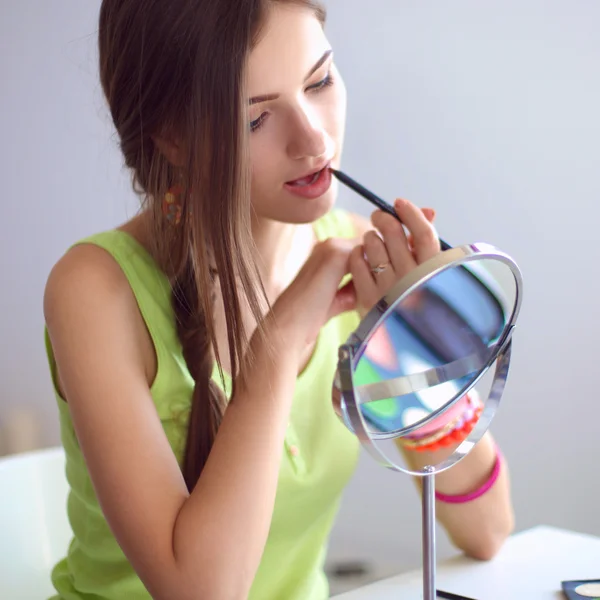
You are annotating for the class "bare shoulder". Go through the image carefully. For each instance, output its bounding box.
[44,243,131,316]
[44,242,151,396]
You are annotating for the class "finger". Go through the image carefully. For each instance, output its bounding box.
[394,198,439,264]
[371,209,415,275]
[349,244,380,314]
[308,238,354,280]
[363,230,397,289]
[327,280,357,321]
[278,238,356,342]
[421,207,436,222]
[408,209,435,247]
[288,238,354,311]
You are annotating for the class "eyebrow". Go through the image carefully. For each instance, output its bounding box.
[249,49,333,106]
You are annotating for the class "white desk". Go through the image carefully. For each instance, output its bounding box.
[333,526,600,599]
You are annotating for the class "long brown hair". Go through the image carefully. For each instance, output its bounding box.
[98,0,326,491]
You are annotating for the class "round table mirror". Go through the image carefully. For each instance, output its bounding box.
[333,243,523,600]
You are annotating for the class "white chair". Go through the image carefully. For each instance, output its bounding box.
[0,447,72,600]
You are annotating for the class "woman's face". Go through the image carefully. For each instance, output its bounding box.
[247,5,347,224]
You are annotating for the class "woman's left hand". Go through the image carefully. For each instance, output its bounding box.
[349,198,439,317]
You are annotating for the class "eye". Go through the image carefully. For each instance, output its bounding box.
[249,70,335,133]
[250,111,269,132]
[306,71,335,93]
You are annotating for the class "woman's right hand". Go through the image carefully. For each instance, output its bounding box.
[262,238,357,366]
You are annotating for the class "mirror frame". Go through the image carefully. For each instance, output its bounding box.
[333,243,523,476]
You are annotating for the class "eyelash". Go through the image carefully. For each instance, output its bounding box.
[250,71,335,133]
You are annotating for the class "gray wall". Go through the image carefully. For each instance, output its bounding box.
[1,0,599,583]
[324,0,600,577]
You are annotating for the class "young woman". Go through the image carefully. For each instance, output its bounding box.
[43,1,514,598]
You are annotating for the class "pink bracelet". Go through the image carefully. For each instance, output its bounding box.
[435,448,502,504]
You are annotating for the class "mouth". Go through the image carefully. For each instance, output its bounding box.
[285,162,331,187]
[283,162,334,199]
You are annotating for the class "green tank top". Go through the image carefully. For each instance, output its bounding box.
[45,209,361,600]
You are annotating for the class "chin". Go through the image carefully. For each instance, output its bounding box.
[265,184,339,225]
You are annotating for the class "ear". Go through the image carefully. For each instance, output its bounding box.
[152,134,186,167]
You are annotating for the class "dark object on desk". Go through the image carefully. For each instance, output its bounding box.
[328,560,370,578]
[562,579,600,599]
[437,590,478,600]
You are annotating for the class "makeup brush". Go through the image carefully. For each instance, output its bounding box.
[329,167,452,252]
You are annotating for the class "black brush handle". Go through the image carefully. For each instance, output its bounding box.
[330,167,452,251]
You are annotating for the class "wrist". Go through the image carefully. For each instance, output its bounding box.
[238,319,299,396]
[432,433,499,491]
[435,445,502,504]
[398,392,482,453]
[263,308,312,364]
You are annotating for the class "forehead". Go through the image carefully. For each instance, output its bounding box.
[247,5,330,95]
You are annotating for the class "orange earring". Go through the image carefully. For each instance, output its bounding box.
[162,184,183,225]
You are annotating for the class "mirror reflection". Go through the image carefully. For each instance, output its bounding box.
[352,258,517,438]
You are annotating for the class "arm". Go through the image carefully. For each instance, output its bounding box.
[44,245,297,600]
[44,240,355,600]
[348,211,514,560]
[398,435,514,561]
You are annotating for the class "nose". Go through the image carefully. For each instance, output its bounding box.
[286,106,330,161]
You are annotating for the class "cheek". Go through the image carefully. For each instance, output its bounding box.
[249,138,282,204]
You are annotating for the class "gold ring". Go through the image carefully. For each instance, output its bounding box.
[370,262,390,275]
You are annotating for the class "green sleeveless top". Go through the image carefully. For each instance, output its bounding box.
[45,209,361,600]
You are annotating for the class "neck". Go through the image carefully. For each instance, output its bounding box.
[251,214,315,300]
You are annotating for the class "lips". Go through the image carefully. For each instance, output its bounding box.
[287,169,324,187]
[283,162,333,199]
[286,161,331,186]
